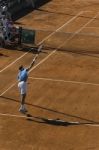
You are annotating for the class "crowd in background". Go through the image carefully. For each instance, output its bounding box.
[0,0,18,44]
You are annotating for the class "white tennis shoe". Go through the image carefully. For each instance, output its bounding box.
[19,106,28,113]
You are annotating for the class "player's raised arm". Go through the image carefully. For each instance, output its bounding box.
[26,54,38,72]
[26,44,43,72]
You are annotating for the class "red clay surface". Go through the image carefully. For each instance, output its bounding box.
[1,0,99,150]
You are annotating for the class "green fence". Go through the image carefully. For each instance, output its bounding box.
[21,28,35,44]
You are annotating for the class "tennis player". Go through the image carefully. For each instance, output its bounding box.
[18,45,42,113]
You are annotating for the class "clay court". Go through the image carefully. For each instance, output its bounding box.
[1,0,99,149]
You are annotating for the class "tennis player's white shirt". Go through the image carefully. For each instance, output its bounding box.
[18,81,27,95]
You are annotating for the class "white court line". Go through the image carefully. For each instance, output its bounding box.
[0,112,99,127]
[0,51,31,73]
[0,83,16,96]
[38,11,83,44]
[0,112,26,118]
[29,77,99,86]
[56,12,99,48]
[0,11,83,73]
[85,124,99,127]
[85,27,99,28]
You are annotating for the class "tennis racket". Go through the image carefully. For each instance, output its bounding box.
[33,45,43,61]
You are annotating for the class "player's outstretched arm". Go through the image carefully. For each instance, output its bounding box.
[26,44,43,71]
[26,54,38,72]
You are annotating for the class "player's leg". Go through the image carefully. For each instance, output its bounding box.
[18,81,27,113]
[19,93,27,113]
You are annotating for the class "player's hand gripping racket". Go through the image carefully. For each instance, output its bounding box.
[37,44,43,54]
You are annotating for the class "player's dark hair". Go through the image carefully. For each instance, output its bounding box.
[19,65,23,70]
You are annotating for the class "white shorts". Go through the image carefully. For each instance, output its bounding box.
[18,81,27,95]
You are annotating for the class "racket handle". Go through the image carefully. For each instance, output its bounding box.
[33,54,38,62]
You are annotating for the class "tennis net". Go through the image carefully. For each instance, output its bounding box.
[35,29,99,54]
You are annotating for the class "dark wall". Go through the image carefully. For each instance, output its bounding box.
[6,0,51,20]
[35,0,51,8]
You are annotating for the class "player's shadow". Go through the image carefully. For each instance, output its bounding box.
[26,115,99,127]
[26,115,80,126]
[0,95,99,125]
